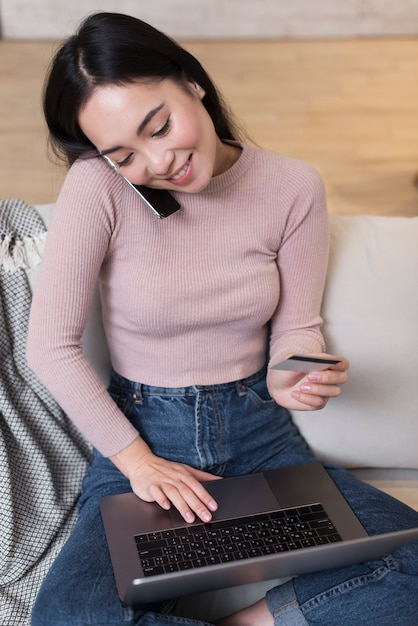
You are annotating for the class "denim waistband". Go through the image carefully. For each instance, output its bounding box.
[109,365,267,397]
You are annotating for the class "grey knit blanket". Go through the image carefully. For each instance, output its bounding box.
[0,199,91,625]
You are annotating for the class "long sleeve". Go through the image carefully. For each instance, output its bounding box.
[268,158,329,366]
[27,159,139,455]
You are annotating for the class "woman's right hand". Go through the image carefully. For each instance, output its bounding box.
[110,436,220,523]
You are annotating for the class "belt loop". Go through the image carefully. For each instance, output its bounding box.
[236,379,247,397]
[132,382,143,403]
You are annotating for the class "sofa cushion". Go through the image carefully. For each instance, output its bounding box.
[292,215,418,469]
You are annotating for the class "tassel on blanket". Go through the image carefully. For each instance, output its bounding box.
[24,233,47,266]
[0,232,47,274]
[13,239,29,270]
[0,235,16,273]
[0,235,11,261]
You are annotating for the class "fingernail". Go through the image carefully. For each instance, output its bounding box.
[208,500,218,511]
[202,511,212,522]
[308,373,321,382]
[300,383,311,392]
[185,512,195,523]
[291,390,301,400]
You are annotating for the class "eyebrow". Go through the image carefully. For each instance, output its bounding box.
[99,103,165,156]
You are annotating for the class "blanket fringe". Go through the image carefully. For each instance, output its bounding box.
[0,232,47,274]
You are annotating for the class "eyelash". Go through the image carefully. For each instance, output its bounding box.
[152,115,171,138]
[116,153,134,168]
[115,116,171,168]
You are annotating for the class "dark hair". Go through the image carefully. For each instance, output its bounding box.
[43,12,245,166]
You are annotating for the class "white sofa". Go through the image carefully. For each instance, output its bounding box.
[29,205,418,621]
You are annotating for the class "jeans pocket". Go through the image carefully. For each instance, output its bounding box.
[107,385,135,417]
[245,377,276,407]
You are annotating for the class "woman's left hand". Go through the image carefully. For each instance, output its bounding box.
[267,354,349,411]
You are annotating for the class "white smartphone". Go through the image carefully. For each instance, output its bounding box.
[271,354,342,372]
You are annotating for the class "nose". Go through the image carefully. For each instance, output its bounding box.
[143,146,175,178]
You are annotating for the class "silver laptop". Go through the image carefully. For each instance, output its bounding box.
[100,462,418,606]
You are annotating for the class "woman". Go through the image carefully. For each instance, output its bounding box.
[27,11,418,626]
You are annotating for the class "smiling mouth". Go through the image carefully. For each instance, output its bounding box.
[168,156,192,183]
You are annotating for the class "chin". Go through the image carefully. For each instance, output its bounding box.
[183,175,213,194]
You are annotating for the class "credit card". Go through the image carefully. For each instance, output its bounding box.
[271,354,342,372]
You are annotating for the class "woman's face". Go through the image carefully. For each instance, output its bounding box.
[78,78,237,193]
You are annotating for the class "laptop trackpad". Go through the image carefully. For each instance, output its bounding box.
[169,473,280,527]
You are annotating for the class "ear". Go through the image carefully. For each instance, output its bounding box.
[187,78,206,100]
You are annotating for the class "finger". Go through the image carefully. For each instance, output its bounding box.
[188,466,223,483]
[148,466,219,523]
[306,369,348,385]
[141,481,196,523]
[182,475,219,513]
[300,381,343,398]
[172,472,220,518]
[161,481,214,523]
[145,483,172,510]
[291,389,329,409]
[328,355,350,371]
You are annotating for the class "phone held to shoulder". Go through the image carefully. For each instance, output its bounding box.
[271,354,342,373]
[103,155,181,219]
[124,178,181,219]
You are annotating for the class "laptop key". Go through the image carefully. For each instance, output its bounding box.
[177,561,194,570]
[164,563,179,573]
[143,565,164,577]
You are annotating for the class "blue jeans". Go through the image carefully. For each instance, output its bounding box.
[31,368,418,625]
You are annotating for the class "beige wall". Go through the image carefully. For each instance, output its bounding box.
[2,0,418,40]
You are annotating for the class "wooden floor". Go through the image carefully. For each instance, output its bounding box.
[1,37,418,216]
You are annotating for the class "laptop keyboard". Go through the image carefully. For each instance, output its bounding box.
[135,502,342,577]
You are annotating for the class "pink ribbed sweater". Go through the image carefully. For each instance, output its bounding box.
[27,143,329,456]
